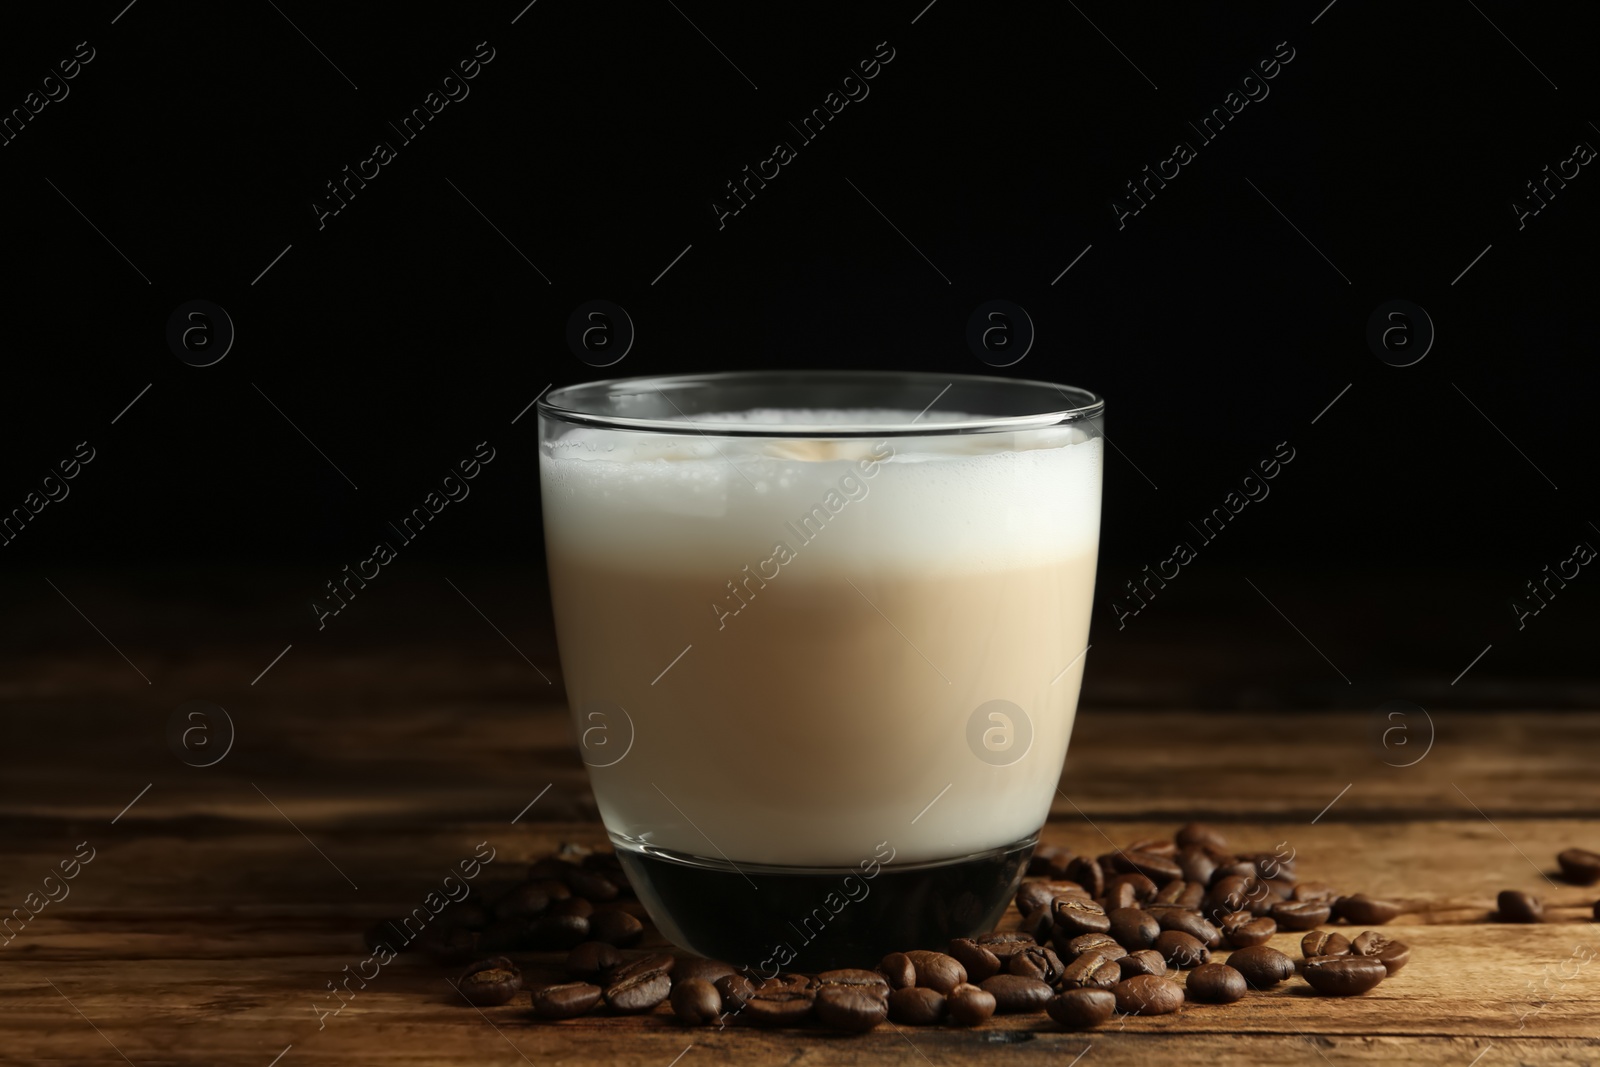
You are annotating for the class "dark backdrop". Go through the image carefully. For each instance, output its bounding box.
[2,0,1595,702]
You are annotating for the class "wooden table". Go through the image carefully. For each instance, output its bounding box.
[3,633,1597,1065]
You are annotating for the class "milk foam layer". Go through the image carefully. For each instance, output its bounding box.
[541,408,1103,866]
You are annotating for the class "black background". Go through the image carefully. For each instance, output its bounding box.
[2,0,1595,704]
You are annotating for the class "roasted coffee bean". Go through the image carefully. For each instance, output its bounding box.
[1270,900,1331,931]
[1301,931,1350,958]
[1029,845,1076,879]
[527,876,573,901]
[1117,949,1168,979]
[1240,851,1296,883]
[1016,880,1088,916]
[1263,878,1297,902]
[1350,931,1411,975]
[588,909,644,948]
[1107,907,1160,950]
[816,985,887,1032]
[457,957,521,1006]
[530,981,603,1019]
[888,986,945,1025]
[1053,898,1111,937]
[714,973,758,1011]
[1066,856,1105,897]
[946,983,997,1026]
[547,896,594,920]
[1156,909,1222,948]
[1126,837,1179,857]
[1293,881,1338,904]
[1558,848,1600,885]
[976,932,1037,959]
[605,970,671,1014]
[1106,872,1159,905]
[493,882,552,920]
[1226,945,1296,989]
[1498,890,1544,923]
[905,950,966,994]
[1046,987,1116,1030]
[1114,850,1183,885]
[1112,974,1184,1015]
[1018,905,1055,943]
[1176,846,1220,887]
[1176,822,1228,850]
[1332,893,1402,926]
[1105,881,1138,911]
[1205,875,1258,920]
[1220,911,1276,949]
[741,989,815,1027]
[1154,880,1200,908]
[1302,955,1387,996]
[946,939,1001,983]
[1210,859,1261,887]
[980,974,1054,1013]
[1059,951,1121,990]
[567,941,623,981]
[1065,932,1124,959]
[566,869,620,902]
[879,951,916,988]
[818,969,890,998]
[670,978,724,1026]
[1009,945,1066,984]
[1154,929,1209,968]
[525,913,591,950]
[673,957,737,985]
[609,953,675,984]
[1186,962,1246,1003]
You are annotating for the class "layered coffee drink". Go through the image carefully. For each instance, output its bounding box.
[540,377,1103,970]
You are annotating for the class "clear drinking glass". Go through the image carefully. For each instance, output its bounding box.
[538,370,1103,971]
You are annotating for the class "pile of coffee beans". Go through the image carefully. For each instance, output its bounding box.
[373,830,1600,1032]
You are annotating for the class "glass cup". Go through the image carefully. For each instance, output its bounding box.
[538,370,1103,971]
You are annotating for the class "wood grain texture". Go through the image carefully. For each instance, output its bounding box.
[2,646,1598,1065]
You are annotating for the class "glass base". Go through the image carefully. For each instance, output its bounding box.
[613,834,1036,973]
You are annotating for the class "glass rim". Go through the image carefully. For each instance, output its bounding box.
[538,369,1104,437]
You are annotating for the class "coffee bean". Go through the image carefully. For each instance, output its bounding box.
[1220,911,1276,949]
[609,953,675,984]
[1065,932,1123,959]
[547,896,594,920]
[980,974,1054,1013]
[976,932,1037,960]
[946,939,1001,983]
[1114,850,1183,885]
[566,941,622,981]
[1350,931,1411,975]
[526,876,573,901]
[1106,872,1159,904]
[588,909,644,948]
[566,869,620,902]
[1497,889,1544,923]
[530,981,603,1019]
[1107,907,1160,950]
[888,986,946,1025]
[741,988,815,1027]
[906,950,966,994]
[1558,848,1600,885]
[493,881,551,920]
[1112,974,1184,1015]
[1204,875,1258,920]
[815,984,888,1032]
[1018,905,1054,943]
[714,973,758,1012]
[879,951,916,988]
[457,957,521,1006]
[1053,898,1111,937]
[1176,822,1228,850]
[527,913,591,950]
[1301,931,1350,958]
[1302,955,1386,996]
[1126,837,1179,857]
[818,969,890,998]
[1029,845,1077,879]
[1263,878,1296,902]
[1225,945,1296,989]
[1117,949,1168,978]
[1333,893,1401,926]
[1066,856,1105,897]
[1105,881,1137,911]
[1009,945,1066,984]
[1154,880,1199,907]
[673,956,737,985]
[761,973,817,995]
[1239,851,1296,883]
[1156,908,1222,948]
[946,983,997,1026]
[670,978,724,1026]
[1016,880,1088,916]
[1046,987,1116,1030]
[1210,859,1260,887]
[1186,962,1246,1004]
[605,970,671,1014]
[1176,847,1220,887]
[1154,929,1208,969]
[1059,951,1121,990]
[1293,882,1338,904]
[1269,900,1331,932]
